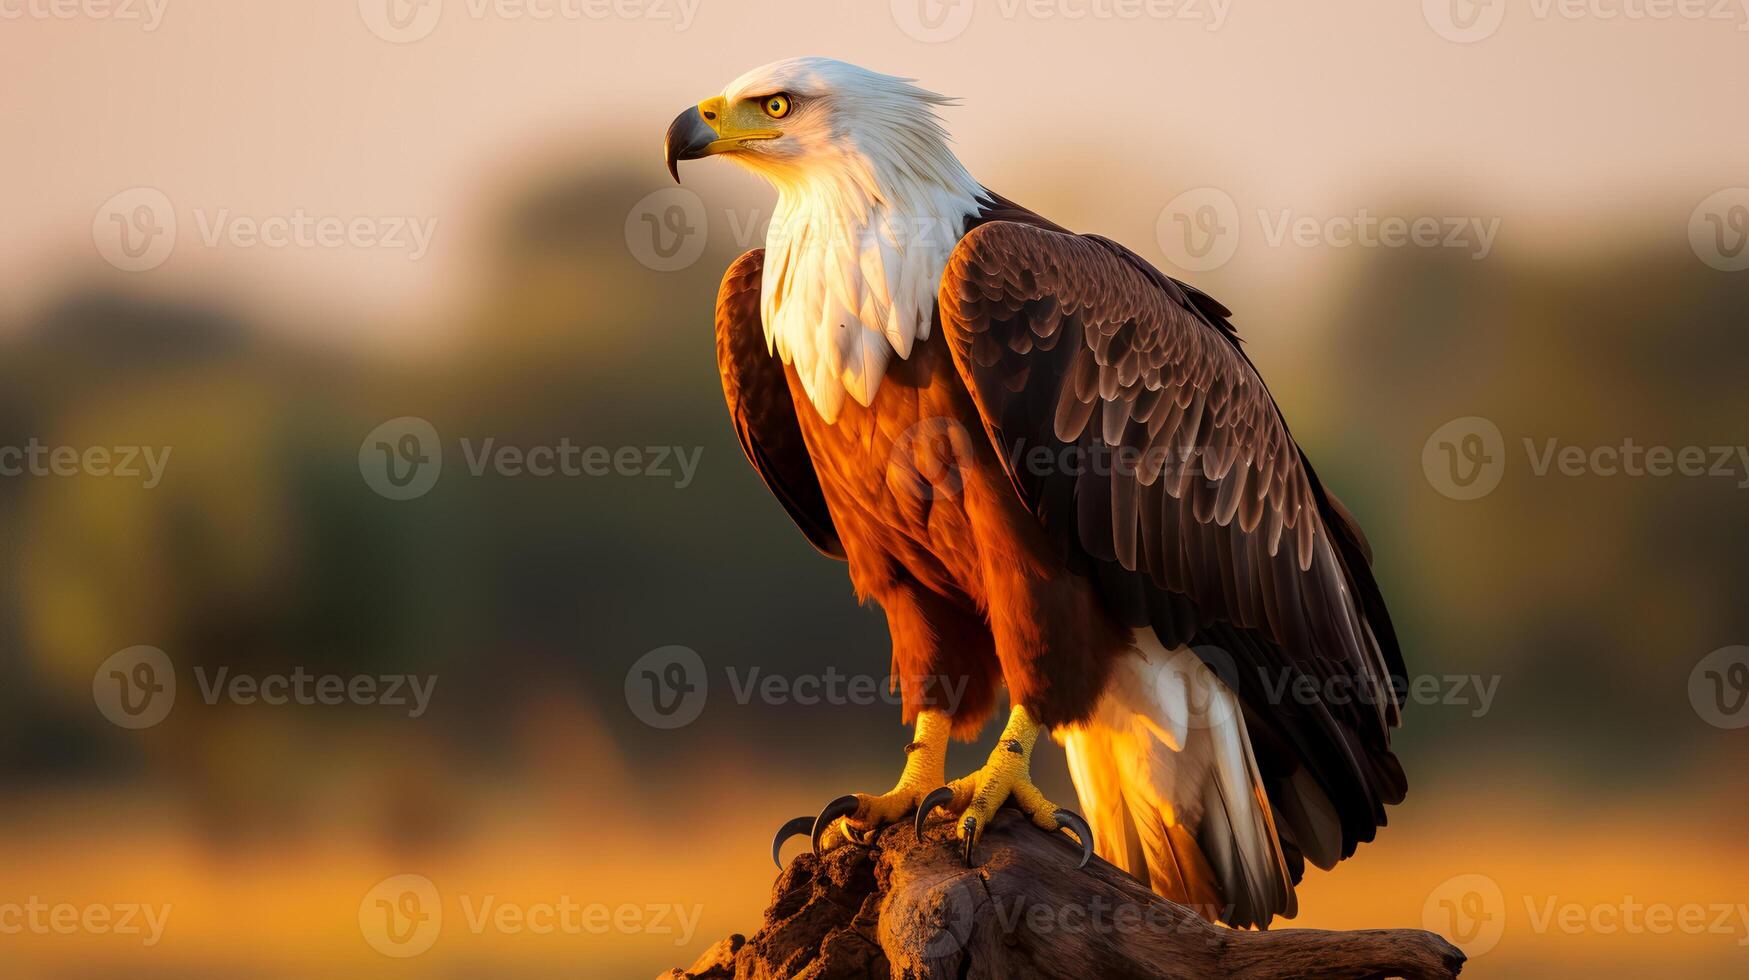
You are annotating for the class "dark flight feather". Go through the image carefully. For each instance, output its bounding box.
[937,214,1407,877]
[715,249,844,561]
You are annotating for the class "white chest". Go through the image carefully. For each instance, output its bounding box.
[760,187,977,423]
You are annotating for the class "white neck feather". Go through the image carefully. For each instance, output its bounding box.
[757,138,984,422]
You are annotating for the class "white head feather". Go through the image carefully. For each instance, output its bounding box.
[712,57,985,422]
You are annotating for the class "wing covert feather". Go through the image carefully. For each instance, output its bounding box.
[938,219,1406,863]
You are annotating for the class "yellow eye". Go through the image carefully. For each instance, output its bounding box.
[762,94,792,119]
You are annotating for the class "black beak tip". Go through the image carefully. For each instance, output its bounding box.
[664,105,714,184]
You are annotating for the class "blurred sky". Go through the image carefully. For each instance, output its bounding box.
[4,0,1747,336]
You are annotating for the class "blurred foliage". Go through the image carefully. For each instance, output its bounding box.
[1313,235,1749,778]
[1,161,1744,850]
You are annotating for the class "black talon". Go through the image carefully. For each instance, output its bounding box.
[843,823,878,845]
[811,794,860,857]
[1053,809,1095,869]
[961,815,977,866]
[914,786,954,839]
[771,816,814,868]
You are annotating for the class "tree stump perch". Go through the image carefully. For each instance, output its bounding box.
[661,810,1464,980]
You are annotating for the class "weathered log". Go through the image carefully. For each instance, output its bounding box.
[662,810,1463,979]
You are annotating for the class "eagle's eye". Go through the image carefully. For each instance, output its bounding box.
[761,94,792,119]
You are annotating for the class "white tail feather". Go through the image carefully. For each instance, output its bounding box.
[1059,631,1296,928]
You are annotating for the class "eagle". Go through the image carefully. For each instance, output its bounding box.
[665,57,1406,929]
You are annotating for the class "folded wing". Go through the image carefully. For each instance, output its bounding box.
[937,219,1406,926]
[716,249,844,560]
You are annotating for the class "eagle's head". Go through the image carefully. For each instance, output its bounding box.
[664,58,985,422]
[663,57,964,189]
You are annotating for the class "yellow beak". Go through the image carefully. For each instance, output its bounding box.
[664,97,781,182]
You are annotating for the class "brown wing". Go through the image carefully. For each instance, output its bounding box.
[717,249,843,561]
[938,219,1405,880]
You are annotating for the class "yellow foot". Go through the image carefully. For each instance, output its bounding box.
[771,709,953,867]
[922,704,1093,868]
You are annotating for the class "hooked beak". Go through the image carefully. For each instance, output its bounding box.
[664,98,781,183]
[664,106,716,183]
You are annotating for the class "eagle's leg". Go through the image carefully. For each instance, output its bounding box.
[930,703,1093,868]
[771,708,952,865]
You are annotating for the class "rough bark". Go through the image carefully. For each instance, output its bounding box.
[661,810,1464,980]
